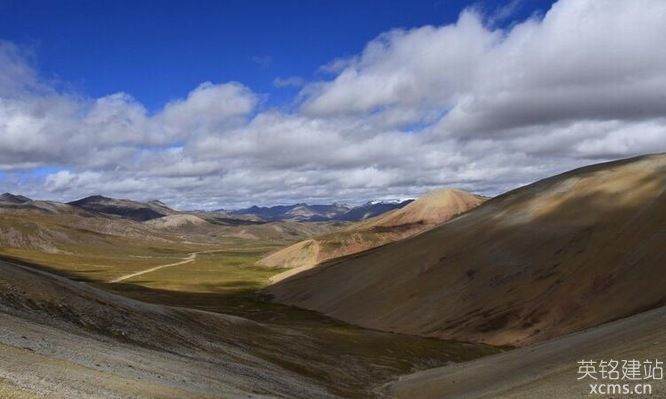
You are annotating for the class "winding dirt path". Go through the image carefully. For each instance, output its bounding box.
[109,250,221,283]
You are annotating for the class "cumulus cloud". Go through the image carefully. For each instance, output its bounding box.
[0,53,257,171]
[302,0,666,132]
[302,11,497,119]
[1,0,665,209]
[437,0,666,135]
[159,82,258,137]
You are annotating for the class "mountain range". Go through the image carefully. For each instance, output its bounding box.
[1,193,411,224]
[227,200,413,222]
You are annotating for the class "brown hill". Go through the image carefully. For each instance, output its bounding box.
[361,188,484,228]
[260,188,484,282]
[144,214,210,229]
[266,154,666,347]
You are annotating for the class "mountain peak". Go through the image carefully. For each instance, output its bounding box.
[67,195,175,221]
[0,193,32,204]
[69,195,112,205]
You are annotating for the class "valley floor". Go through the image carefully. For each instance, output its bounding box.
[0,248,498,398]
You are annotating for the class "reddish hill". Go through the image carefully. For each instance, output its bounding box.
[260,188,484,282]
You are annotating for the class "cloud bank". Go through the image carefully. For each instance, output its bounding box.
[1,0,665,209]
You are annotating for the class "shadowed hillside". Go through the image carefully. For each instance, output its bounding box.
[266,154,666,346]
[68,196,177,221]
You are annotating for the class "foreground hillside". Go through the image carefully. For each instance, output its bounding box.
[261,189,483,281]
[267,154,666,346]
[384,305,666,398]
[0,259,329,398]
[0,254,499,398]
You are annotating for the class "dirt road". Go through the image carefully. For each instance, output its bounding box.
[109,250,221,283]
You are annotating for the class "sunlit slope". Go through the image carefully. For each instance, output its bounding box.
[267,154,666,346]
[360,188,484,228]
[260,189,483,281]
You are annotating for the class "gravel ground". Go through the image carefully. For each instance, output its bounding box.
[0,259,336,399]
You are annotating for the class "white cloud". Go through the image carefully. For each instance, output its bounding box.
[437,0,666,135]
[302,11,497,119]
[159,82,257,137]
[44,170,77,192]
[1,0,665,209]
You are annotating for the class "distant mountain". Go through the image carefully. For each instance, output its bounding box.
[0,193,78,215]
[230,204,299,221]
[229,200,412,222]
[285,203,352,221]
[144,214,209,229]
[337,199,413,221]
[68,195,176,221]
[229,203,348,222]
[260,189,483,276]
[0,193,32,204]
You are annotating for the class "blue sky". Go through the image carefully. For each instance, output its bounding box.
[0,0,663,209]
[0,0,555,111]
